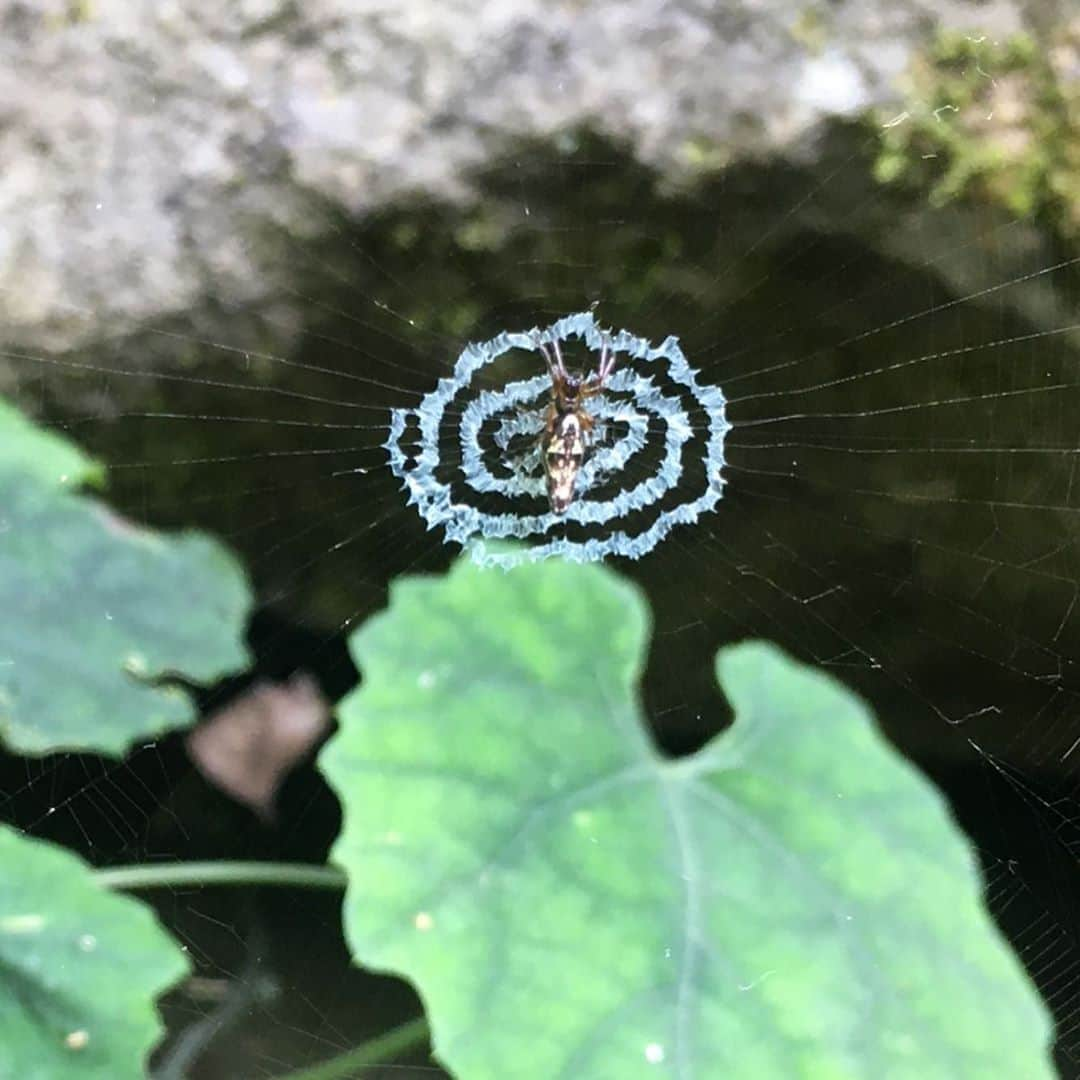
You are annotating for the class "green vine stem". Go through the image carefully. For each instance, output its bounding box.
[95,861,429,1076]
[94,860,347,892]
[275,1017,431,1080]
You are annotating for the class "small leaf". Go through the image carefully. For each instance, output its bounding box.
[0,824,189,1077]
[187,672,331,820]
[321,557,1053,1079]
[0,398,103,490]
[0,400,252,755]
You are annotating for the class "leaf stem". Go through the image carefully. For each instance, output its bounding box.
[274,1017,431,1080]
[93,860,347,892]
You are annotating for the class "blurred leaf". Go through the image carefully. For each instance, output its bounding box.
[0,399,252,755]
[0,398,103,490]
[321,556,1053,1079]
[0,824,189,1078]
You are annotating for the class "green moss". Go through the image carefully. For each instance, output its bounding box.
[790,6,830,56]
[678,134,734,172]
[872,27,1080,238]
[43,0,95,28]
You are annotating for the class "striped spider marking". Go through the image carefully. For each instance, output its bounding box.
[534,332,617,515]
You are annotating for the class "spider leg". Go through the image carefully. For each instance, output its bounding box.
[535,332,570,384]
[583,334,616,395]
[535,337,557,379]
[597,335,617,383]
[549,336,570,380]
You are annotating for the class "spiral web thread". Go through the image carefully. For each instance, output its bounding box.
[385,311,730,568]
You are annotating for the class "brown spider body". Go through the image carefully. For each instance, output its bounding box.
[543,395,594,515]
[534,335,616,515]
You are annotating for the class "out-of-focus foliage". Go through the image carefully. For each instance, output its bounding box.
[0,397,103,490]
[0,398,252,755]
[0,823,189,1079]
[874,29,1080,236]
[321,555,1053,1079]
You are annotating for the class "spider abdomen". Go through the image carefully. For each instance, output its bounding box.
[543,410,588,514]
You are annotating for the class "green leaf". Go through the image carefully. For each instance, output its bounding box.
[321,557,1054,1079]
[0,402,252,755]
[0,398,104,490]
[0,824,189,1078]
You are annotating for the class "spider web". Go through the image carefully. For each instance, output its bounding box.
[3,41,1080,1079]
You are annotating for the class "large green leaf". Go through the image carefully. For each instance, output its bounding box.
[321,557,1054,1079]
[0,824,189,1078]
[0,401,252,755]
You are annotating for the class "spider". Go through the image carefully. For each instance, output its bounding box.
[534,333,617,515]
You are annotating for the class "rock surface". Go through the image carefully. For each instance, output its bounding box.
[0,0,1025,354]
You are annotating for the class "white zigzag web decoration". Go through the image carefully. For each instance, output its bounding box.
[385,311,730,569]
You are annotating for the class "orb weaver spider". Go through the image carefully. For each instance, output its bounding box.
[534,333,617,515]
